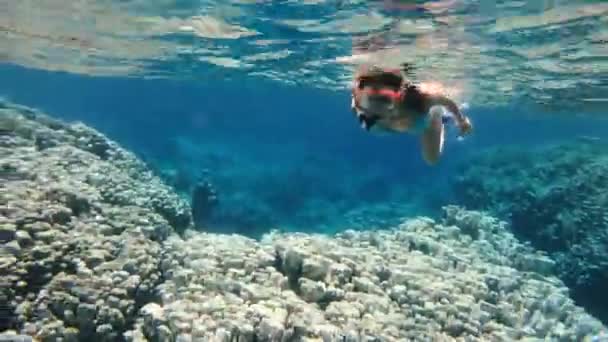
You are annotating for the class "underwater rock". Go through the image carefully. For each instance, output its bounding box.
[452,141,608,322]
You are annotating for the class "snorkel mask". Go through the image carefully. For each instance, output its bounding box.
[352,66,407,126]
[357,87,403,111]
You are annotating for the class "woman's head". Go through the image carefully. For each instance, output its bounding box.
[353,66,405,115]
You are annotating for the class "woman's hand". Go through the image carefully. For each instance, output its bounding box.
[457,116,473,136]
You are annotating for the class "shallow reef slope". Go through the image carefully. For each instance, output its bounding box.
[0,101,605,341]
[452,141,608,322]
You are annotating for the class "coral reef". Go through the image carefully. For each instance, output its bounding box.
[1,101,191,340]
[1,102,606,341]
[129,206,604,341]
[452,141,608,322]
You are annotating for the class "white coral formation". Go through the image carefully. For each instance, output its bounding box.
[133,210,605,341]
[1,102,190,340]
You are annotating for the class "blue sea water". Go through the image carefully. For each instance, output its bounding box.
[1,63,607,236]
[2,0,608,333]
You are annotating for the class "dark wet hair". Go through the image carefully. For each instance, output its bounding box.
[358,67,403,90]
